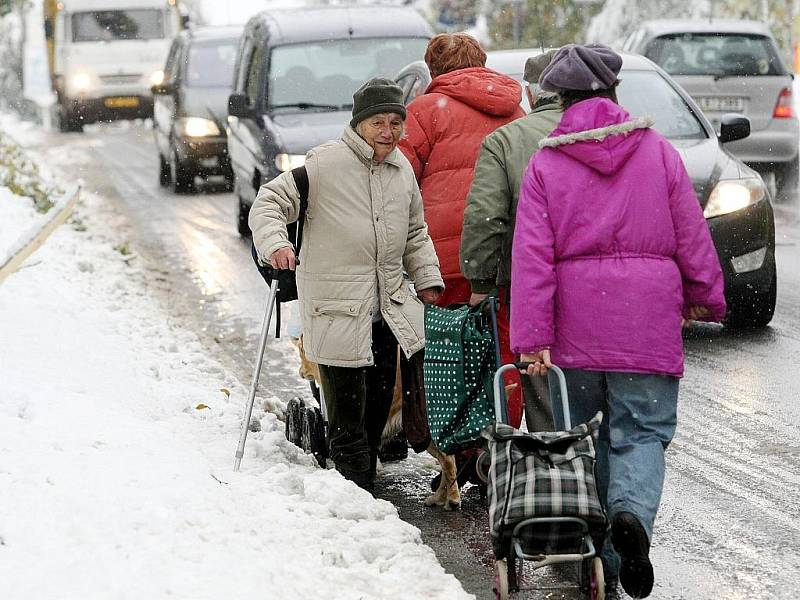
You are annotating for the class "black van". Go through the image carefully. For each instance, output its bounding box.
[152,26,242,193]
[226,6,432,235]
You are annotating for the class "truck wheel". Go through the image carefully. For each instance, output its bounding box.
[170,151,195,194]
[237,196,251,237]
[158,154,170,187]
[724,269,777,330]
[774,156,798,203]
[58,105,83,133]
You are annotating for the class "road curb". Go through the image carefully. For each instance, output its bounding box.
[0,184,81,285]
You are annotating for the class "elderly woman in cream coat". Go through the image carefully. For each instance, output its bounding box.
[249,78,443,490]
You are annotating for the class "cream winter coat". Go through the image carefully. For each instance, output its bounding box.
[249,126,444,368]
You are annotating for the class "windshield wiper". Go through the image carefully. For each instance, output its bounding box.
[270,102,351,111]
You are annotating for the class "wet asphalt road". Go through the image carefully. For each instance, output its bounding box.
[31,121,800,599]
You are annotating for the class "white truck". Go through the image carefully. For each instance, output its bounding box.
[44,0,183,132]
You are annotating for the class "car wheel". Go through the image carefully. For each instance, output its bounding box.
[170,150,195,194]
[724,268,777,330]
[774,156,798,203]
[237,196,251,237]
[158,153,170,187]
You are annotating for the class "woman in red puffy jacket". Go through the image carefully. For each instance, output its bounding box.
[399,33,526,427]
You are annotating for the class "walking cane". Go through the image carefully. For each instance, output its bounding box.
[234,279,279,471]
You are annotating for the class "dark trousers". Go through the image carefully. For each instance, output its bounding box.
[317,320,398,481]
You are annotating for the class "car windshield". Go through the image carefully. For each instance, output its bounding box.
[268,38,429,110]
[617,70,707,140]
[186,40,238,88]
[71,10,164,42]
[644,33,786,77]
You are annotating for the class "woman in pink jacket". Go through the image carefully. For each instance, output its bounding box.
[510,45,726,599]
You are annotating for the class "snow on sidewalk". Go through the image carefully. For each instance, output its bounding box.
[0,131,471,600]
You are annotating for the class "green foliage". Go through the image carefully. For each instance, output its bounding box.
[490,0,602,50]
[0,132,60,214]
[114,243,132,256]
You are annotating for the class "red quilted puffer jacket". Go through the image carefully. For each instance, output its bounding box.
[399,67,524,306]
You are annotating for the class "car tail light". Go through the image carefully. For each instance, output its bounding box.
[773,87,793,118]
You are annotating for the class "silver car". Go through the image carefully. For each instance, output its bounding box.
[623,19,799,202]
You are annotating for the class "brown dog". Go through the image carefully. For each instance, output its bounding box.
[289,334,462,509]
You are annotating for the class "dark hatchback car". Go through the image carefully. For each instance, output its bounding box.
[396,52,777,328]
[152,26,242,193]
[226,5,432,236]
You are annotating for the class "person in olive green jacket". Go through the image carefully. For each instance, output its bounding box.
[460,50,562,432]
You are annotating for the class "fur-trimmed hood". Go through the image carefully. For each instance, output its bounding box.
[539,97,653,175]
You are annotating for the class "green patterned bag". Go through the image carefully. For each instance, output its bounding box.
[423,303,497,454]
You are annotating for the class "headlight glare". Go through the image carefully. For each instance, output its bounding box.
[150,70,165,86]
[275,153,306,172]
[179,117,221,137]
[71,71,92,92]
[704,178,765,218]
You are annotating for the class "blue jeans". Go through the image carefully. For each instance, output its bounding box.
[549,369,679,578]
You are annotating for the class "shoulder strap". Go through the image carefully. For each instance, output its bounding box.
[291,165,309,252]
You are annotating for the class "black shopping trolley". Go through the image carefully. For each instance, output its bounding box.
[482,363,607,600]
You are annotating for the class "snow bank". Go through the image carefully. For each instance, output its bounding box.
[0,118,470,599]
[0,127,67,267]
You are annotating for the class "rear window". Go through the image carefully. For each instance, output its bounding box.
[71,10,164,42]
[186,40,238,88]
[644,33,786,77]
[268,37,429,110]
[617,70,707,140]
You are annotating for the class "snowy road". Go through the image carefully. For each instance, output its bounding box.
[31,121,800,599]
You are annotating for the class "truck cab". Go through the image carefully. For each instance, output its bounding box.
[45,0,181,132]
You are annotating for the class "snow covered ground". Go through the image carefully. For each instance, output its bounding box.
[0,115,470,600]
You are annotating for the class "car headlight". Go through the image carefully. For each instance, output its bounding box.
[150,70,165,86]
[178,117,221,137]
[275,153,305,172]
[703,178,766,219]
[71,71,92,92]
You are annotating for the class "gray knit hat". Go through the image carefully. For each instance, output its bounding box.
[350,78,407,128]
[523,49,558,84]
[539,44,622,93]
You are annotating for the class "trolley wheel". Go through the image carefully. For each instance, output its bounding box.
[588,557,605,600]
[476,450,491,484]
[494,560,509,600]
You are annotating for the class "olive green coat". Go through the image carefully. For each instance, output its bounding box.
[460,102,562,292]
[250,127,443,368]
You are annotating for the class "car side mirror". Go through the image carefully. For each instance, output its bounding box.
[719,113,750,144]
[151,81,174,96]
[228,92,251,118]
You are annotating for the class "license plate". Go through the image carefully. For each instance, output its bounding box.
[694,96,745,113]
[104,96,140,109]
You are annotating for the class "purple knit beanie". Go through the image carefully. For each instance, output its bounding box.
[539,44,622,93]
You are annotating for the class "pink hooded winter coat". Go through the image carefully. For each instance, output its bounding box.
[510,98,726,377]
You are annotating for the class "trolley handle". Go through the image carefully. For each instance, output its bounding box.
[492,363,573,430]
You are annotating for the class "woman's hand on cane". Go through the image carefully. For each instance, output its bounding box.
[520,349,552,377]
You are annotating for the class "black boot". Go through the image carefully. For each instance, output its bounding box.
[337,465,374,492]
[611,512,654,598]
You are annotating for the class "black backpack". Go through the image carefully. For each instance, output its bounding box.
[251,166,309,335]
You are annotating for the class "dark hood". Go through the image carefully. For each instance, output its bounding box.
[673,137,754,207]
[181,87,231,134]
[263,110,351,155]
